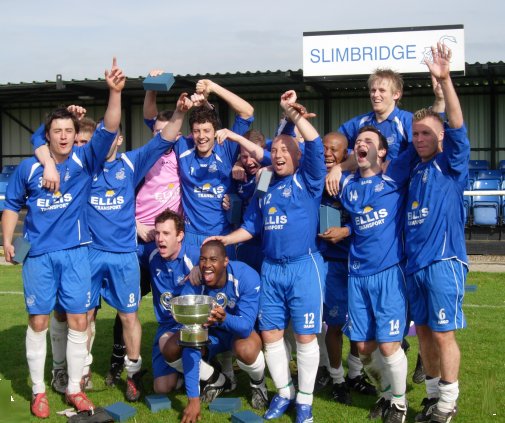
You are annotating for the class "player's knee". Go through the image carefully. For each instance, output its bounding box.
[378,341,401,357]
[153,376,176,394]
[118,311,139,328]
[66,314,87,332]
[356,341,374,356]
[29,315,50,332]
[431,329,457,347]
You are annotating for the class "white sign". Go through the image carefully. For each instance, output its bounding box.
[303,25,465,78]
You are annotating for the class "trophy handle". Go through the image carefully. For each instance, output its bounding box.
[160,292,173,312]
[213,292,228,309]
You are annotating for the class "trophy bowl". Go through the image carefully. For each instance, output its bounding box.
[162,293,227,347]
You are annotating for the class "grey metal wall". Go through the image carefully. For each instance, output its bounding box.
[2,91,505,167]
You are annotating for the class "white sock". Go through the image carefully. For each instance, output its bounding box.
[329,364,345,384]
[295,338,319,405]
[168,358,183,373]
[347,352,363,379]
[66,329,88,394]
[237,351,265,384]
[425,376,441,399]
[82,353,93,376]
[200,360,215,381]
[317,327,330,369]
[438,381,459,413]
[381,348,408,406]
[50,315,67,370]
[125,355,142,378]
[264,338,294,400]
[26,326,47,395]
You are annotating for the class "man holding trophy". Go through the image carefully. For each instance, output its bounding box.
[163,240,267,423]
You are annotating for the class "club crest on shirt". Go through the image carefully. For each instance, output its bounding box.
[374,181,385,192]
[282,187,292,198]
[177,275,185,286]
[26,295,36,307]
[116,168,126,180]
[208,162,218,173]
[64,169,71,182]
[352,261,360,270]
[228,299,236,309]
[422,169,429,183]
[387,135,395,145]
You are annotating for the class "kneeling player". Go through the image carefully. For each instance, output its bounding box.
[163,240,267,423]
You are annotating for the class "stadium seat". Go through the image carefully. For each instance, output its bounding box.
[468,159,490,171]
[0,173,11,183]
[472,179,501,226]
[476,170,502,182]
[0,181,8,211]
[464,180,472,225]
[1,164,17,174]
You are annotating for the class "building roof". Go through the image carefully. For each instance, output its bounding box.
[1,62,504,105]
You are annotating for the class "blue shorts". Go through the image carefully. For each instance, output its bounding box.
[407,259,467,332]
[258,252,325,335]
[206,328,234,361]
[323,260,349,327]
[236,237,264,274]
[347,264,407,343]
[89,249,141,313]
[152,324,179,378]
[185,228,236,260]
[22,246,91,314]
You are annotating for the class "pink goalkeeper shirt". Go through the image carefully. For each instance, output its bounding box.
[135,150,182,226]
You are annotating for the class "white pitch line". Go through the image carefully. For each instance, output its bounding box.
[0,291,23,295]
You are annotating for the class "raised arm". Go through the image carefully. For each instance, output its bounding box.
[143,69,163,120]
[196,79,254,119]
[103,57,126,133]
[430,75,445,114]
[425,43,462,129]
[160,93,193,142]
[280,91,319,141]
[215,128,264,162]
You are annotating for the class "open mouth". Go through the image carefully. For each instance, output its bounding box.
[202,269,214,283]
[357,150,368,159]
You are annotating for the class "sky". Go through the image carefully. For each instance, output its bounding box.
[0,0,503,84]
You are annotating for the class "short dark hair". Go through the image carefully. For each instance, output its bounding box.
[154,209,184,234]
[357,125,389,155]
[45,108,80,135]
[189,106,221,131]
[201,240,227,258]
[156,110,174,122]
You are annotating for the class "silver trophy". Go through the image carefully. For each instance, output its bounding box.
[160,293,228,347]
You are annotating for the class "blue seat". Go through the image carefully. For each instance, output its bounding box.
[1,164,17,174]
[463,180,473,225]
[0,173,11,183]
[0,181,7,211]
[476,170,502,182]
[468,160,489,172]
[472,179,500,226]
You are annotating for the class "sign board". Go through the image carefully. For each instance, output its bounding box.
[303,25,465,78]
